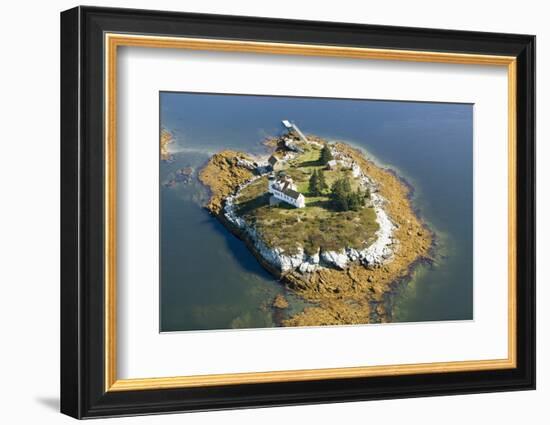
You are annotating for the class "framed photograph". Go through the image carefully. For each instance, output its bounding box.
[60,6,535,419]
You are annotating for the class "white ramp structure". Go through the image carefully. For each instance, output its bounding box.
[282,120,309,143]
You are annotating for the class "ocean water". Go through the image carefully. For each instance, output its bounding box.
[159,92,473,332]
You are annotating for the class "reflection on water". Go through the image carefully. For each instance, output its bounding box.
[160,93,473,332]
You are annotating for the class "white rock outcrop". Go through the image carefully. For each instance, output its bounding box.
[235,157,257,170]
[321,249,349,270]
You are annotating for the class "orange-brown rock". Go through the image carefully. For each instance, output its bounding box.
[198,150,255,215]
[160,129,174,162]
[272,294,290,309]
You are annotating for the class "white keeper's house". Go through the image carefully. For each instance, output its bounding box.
[268,174,305,208]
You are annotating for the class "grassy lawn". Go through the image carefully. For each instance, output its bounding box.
[234,144,379,255]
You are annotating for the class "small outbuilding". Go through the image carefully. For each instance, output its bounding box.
[268,155,283,171]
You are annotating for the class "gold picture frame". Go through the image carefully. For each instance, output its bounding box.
[61,7,534,419]
[104,33,517,392]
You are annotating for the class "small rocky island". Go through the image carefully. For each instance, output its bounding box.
[199,120,433,326]
[160,128,174,162]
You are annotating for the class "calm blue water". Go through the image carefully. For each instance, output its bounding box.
[160,92,473,332]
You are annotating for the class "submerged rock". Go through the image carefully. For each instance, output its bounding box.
[272,294,289,309]
[163,166,195,188]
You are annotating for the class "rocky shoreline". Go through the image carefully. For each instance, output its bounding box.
[160,129,174,162]
[199,137,434,326]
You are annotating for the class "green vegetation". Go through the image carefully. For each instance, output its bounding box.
[320,145,333,164]
[330,177,370,212]
[234,141,379,255]
[308,169,328,196]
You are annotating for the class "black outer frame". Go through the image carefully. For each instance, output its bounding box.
[60,5,536,419]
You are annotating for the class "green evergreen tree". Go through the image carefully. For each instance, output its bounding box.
[348,194,359,211]
[309,170,319,195]
[330,177,364,211]
[348,189,364,211]
[339,196,349,211]
[330,178,344,199]
[317,169,328,193]
[342,176,352,193]
[330,177,348,211]
[320,145,333,164]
